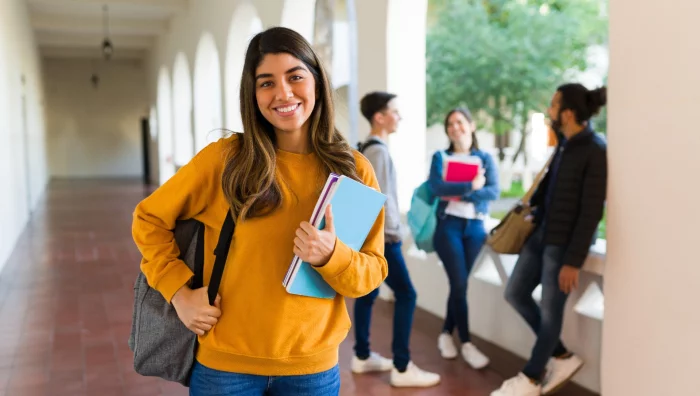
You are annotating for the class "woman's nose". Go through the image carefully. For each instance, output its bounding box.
[274,82,293,101]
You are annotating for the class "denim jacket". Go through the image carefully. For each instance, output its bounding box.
[427,149,500,217]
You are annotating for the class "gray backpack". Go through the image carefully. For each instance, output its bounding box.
[128,212,234,386]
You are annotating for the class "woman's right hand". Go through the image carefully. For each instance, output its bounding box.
[171,286,222,336]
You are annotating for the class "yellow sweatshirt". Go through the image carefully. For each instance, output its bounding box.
[132,135,388,376]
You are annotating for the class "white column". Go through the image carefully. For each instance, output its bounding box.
[278,0,316,43]
[356,0,428,211]
[356,0,389,143]
[603,1,700,395]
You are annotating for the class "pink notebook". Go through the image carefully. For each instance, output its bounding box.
[443,157,482,182]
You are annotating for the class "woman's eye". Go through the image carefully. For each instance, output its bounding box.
[260,81,272,88]
[290,75,303,82]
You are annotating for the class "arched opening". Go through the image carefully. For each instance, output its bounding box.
[172,52,194,167]
[194,32,223,152]
[149,106,158,140]
[225,3,263,132]
[157,67,175,183]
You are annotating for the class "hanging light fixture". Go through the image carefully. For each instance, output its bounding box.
[101,5,114,60]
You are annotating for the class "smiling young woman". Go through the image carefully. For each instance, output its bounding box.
[132,27,388,396]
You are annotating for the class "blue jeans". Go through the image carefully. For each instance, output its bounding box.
[504,225,570,380]
[354,241,416,372]
[189,361,340,396]
[433,216,487,343]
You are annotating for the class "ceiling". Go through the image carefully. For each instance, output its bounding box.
[27,0,189,60]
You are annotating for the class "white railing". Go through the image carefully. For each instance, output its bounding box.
[380,216,604,393]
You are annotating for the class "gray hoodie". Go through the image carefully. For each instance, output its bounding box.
[360,136,403,242]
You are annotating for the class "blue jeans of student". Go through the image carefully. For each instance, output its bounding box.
[504,225,570,380]
[189,361,340,396]
[354,241,416,372]
[433,216,487,343]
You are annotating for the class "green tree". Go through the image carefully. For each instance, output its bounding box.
[427,0,607,162]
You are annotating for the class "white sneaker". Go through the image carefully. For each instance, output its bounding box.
[390,361,441,388]
[438,333,458,359]
[462,342,490,369]
[351,352,393,374]
[491,373,542,396]
[542,354,584,394]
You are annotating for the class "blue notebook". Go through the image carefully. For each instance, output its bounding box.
[283,174,387,299]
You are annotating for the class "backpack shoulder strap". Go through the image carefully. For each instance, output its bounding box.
[521,150,556,205]
[206,210,235,305]
[358,139,383,154]
[191,222,205,289]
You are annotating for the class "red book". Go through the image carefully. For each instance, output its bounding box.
[443,156,482,182]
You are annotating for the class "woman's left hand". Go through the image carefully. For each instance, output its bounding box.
[294,205,337,267]
[471,169,486,191]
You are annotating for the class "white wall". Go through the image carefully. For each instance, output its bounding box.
[0,0,48,273]
[44,58,148,178]
[602,0,700,395]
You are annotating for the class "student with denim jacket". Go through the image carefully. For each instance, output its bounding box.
[427,107,500,369]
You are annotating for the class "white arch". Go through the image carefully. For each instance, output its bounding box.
[149,106,158,140]
[157,67,175,183]
[225,2,263,132]
[194,32,224,152]
[173,52,194,166]
[280,0,316,43]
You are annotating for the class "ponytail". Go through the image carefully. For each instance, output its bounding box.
[558,83,607,124]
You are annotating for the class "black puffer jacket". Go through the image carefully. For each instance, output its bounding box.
[531,127,607,268]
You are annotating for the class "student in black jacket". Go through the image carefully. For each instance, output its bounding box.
[491,84,607,396]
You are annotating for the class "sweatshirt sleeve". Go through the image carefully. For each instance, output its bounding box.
[313,153,388,298]
[465,152,500,202]
[132,139,227,302]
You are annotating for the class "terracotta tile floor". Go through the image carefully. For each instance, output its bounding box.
[0,179,596,396]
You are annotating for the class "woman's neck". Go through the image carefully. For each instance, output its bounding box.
[276,123,310,154]
[452,142,471,154]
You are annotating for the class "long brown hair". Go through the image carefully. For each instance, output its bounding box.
[222,27,359,221]
[445,107,479,152]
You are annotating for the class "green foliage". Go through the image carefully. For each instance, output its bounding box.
[427,0,608,133]
[591,74,608,134]
[501,180,526,198]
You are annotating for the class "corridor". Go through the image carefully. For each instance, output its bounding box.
[1,0,698,394]
[0,180,596,395]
